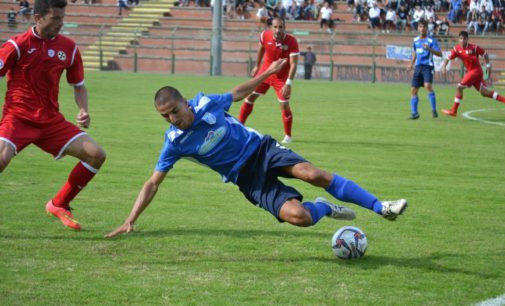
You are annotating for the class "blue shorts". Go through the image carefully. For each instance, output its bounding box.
[236,135,307,221]
[411,65,434,88]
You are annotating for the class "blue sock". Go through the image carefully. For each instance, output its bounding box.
[410,96,419,115]
[303,202,331,225]
[428,92,436,111]
[325,174,383,214]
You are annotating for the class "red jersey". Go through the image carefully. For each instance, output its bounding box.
[447,43,486,74]
[258,30,299,80]
[0,27,84,124]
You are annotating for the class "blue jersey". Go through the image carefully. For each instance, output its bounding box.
[412,36,440,67]
[155,92,263,183]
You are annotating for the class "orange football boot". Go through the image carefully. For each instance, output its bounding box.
[46,200,81,230]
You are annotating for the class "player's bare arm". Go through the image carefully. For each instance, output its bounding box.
[251,46,266,77]
[232,59,287,101]
[407,53,416,71]
[423,43,442,57]
[440,58,449,74]
[105,171,167,238]
[282,54,298,99]
[74,85,90,128]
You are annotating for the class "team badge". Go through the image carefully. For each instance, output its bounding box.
[0,60,3,69]
[202,112,216,125]
[281,44,289,51]
[48,49,55,57]
[57,51,66,61]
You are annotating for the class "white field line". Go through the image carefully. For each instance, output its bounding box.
[475,293,505,306]
[462,108,505,127]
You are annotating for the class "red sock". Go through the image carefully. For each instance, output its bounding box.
[491,91,505,103]
[453,95,462,112]
[52,162,97,208]
[281,108,293,137]
[238,101,254,124]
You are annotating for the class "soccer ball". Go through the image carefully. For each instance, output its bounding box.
[331,226,368,259]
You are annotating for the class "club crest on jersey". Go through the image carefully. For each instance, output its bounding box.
[0,59,3,69]
[48,49,55,57]
[202,112,216,125]
[58,51,66,61]
[198,127,226,155]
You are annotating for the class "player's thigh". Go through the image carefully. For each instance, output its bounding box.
[282,162,332,188]
[271,78,289,102]
[411,67,424,88]
[63,134,106,168]
[253,81,270,97]
[459,71,482,89]
[0,114,41,159]
[421,66,434,85]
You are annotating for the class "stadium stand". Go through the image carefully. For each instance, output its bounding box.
[0,0,504,85]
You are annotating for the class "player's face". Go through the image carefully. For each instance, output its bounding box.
[418,23,427,36]
[459,35,468,48]
[156,99,194,130]
[271,20,285,41]
[35,8,65,40]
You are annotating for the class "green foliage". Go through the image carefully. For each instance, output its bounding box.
[1,73,504,305]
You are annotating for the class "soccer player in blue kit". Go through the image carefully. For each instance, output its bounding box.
[106,59,407,238]
[406,19,442,120]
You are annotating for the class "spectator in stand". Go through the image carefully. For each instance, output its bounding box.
[280,0,295,19]
[448,0,463,23]
[320,1,334,32]
[266,0,280,17]
[384,7,397,32]
[347,0,355,11]
[7,8,17,26]
[353,0,366,21]
[489,7,502,33]
[300,46,317,79]
[305,0,318,20]
[235,0,246,19]
[467,9,479,33]
[19,0,31,22]
[369,1,382,31]
[477,4,490,35]
[424,5,435,21]
[433,0,441,11]
[396,3,409,31]
[427,16,436,35]
[466,0,479,21]
[410,5,424,30]
[387,0,399,10]
[436,16,450,35]
[257,1,270,28]
[118,0,129,15]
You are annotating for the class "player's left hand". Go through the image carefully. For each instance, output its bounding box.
[281,84,291,99]
[105,221,135,238]
[77,110,90,128]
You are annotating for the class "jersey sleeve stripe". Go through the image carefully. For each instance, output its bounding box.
[7,39,21,60]
[70,46,78,66]
[70,80,85,87]
[289,52,300,56]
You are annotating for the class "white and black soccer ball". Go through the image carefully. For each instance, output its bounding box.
[331,226,368,259]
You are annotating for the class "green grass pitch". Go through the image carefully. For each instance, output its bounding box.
[1,72,504,305]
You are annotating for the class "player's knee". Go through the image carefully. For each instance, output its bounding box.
[85,146,106,169]
[283,208,312,227]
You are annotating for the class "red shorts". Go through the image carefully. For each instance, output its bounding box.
[253,75,289,102]
[459,70,486,90]
[0,113,85,159]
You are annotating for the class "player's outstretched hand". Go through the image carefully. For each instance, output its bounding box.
[77,110,90,129]
[105,221,134,238]
[266,58,287,75]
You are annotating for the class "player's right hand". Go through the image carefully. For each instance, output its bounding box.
[250,66,258,77]
[105,221,134,238]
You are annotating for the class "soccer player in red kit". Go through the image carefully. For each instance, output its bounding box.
[0,0,106,230]
[237,17,299,144]
[440,31,505,117]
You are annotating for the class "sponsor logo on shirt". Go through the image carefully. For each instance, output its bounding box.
[48,49,55,57]
[202,112,216,125]
[27,48,36,54]
[198,127,226,155]
[58,51,66,61]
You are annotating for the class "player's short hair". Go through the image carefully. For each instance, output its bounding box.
[458,31,469,39]
[418,19,428,27]
[34,0,67,15]
[154,86,184,106]
[271,17,285,26]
